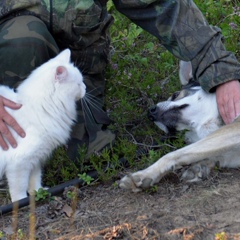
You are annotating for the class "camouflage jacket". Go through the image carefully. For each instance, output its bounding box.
[0,0,239,92]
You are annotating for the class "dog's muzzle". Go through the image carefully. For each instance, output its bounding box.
[148,106,158,122]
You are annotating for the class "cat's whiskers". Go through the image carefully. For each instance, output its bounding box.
[80,92,106,123]
[84,93,103,112]
[81,97,95,122]
[84,94,103,112]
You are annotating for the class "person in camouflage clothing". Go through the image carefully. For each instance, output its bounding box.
[0,0,240,162]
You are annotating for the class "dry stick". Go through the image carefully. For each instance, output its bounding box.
[12,201,19,237]
[29,194,36,240]
[124,128,176,149]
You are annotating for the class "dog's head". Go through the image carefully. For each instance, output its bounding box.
[148,61,221,142]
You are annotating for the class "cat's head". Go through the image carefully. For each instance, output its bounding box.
[51,49,86,101]
[19,49,86,103]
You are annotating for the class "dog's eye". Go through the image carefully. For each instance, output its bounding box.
[171,91,180,101]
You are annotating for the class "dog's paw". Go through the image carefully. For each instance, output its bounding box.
[180,163,211,182]
[119,171,157,192]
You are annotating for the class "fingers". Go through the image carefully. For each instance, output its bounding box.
[2,97,22,110]
[0,112,26,150]
[0,96,26,150]
[218,96,234,125]
[0,132,9,150]
[216,80,240,124]
[0,119,17,150]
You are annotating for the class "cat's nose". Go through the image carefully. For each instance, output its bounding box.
[148,106,158,121]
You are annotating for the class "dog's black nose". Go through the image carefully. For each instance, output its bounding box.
[148,106,158,121]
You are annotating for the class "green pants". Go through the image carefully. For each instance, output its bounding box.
[0,15,115,158]
[1,0,240,93]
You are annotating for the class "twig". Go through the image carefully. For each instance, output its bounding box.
[124,129,176,150]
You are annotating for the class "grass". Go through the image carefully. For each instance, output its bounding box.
[40,0,240,187]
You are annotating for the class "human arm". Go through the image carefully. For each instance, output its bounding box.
[0,96,25,150]
[113,0,240,124]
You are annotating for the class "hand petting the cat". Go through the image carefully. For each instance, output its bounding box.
[216,80,240,125]
[0,96,25,150]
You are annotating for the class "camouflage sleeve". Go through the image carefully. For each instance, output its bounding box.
[113,0,240,92]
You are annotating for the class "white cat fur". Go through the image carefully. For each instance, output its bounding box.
[0,49,86,202]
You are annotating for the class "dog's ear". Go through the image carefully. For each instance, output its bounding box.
[179,61,193,85]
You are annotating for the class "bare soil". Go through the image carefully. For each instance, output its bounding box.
[1,167,240,240]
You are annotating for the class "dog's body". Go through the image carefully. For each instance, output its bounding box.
[119,61,240,192]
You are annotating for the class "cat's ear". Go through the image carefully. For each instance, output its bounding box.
[55,66,68,82]
[56,49,71,63]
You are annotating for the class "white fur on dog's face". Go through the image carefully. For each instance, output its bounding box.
[154,87,217,132]
[148,61,223,143]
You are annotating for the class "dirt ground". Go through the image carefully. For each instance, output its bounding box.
[1,167,240,240]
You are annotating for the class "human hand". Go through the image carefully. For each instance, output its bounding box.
[216,80,240,125]
[0,96,26,150]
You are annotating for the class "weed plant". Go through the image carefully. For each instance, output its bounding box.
[42,0,240,187]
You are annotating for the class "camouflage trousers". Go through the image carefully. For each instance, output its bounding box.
[0,15,115,159]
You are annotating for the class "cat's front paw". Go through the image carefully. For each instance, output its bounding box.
[119,170,159,192]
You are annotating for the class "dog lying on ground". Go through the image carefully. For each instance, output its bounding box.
[119,61,240,192]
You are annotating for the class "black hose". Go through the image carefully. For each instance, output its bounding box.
[0,157,129,215]
[0,169,99,215]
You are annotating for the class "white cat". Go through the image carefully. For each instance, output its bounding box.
[0,49,86,202]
